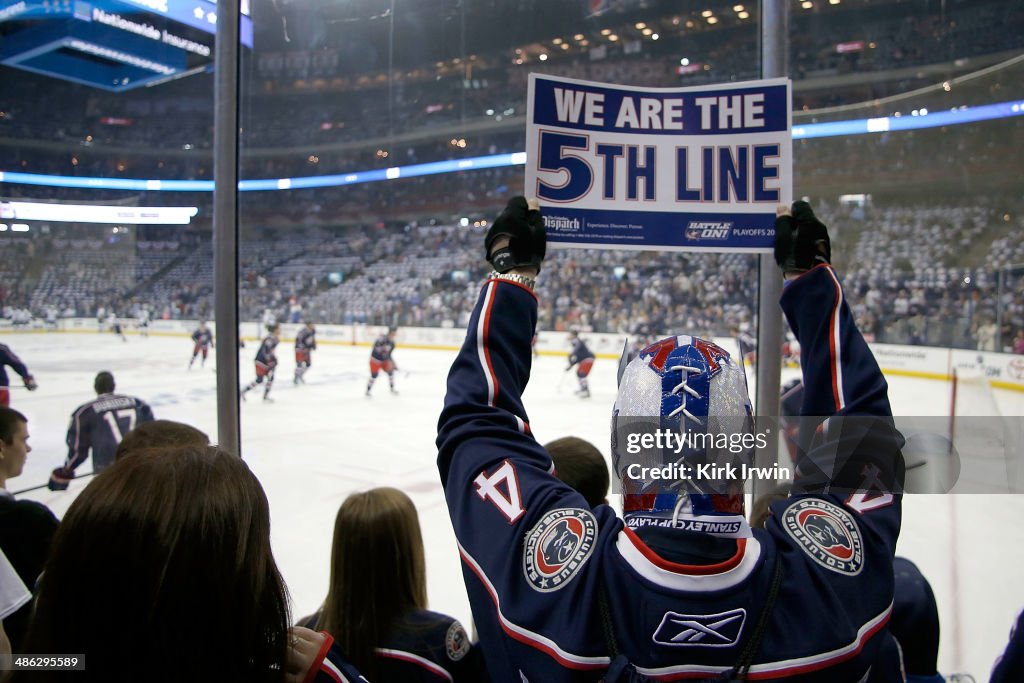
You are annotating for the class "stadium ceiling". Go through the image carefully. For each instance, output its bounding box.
[1,99,1022,192]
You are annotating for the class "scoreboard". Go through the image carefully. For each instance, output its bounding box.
[0,0,254,91]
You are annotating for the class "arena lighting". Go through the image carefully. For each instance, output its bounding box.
[1,102,1021,192]
[0,201,199,224]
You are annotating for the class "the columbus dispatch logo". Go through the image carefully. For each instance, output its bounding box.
[782,499,864,575]
[522,508,597,592]
[685,221,732,241]
[543,215,582,232]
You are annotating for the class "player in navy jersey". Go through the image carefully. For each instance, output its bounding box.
[48,371,154,490]
[437,197,904,682]
[566,330,595,398]
[366,327,398,396]
[0,344,37,407]
[189,321,214,369]
[991,609,1024,682]
[242,324,281,402]
[294,322,317,385]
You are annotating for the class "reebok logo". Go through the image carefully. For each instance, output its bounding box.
[652,608,746,647]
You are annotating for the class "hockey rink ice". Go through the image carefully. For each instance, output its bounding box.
[6,329,1024,678]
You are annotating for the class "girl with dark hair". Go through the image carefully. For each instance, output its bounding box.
[14,446,365,683]
[302,487,488,682]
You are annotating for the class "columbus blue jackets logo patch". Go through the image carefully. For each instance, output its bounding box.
[445,621,471,661]
[522,508,597,592]
[782,499,863,575]
[652,609,746,647]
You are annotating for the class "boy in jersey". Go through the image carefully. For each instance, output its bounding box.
[366,327,398,396]
[189,321,214,369]
[294,322,317,385]
[242,324,280,402]
[0,344,37,408]
[437,197,904,682]
[49,371,154,490]
[566,330,595,398]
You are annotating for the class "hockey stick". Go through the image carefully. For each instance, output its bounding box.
[557,368,571,393]
[13,470,96,496]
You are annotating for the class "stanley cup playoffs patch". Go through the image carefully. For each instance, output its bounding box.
[781,498,864,576]
[522,508,598,592]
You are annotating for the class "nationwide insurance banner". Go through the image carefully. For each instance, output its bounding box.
[525,74,792,252]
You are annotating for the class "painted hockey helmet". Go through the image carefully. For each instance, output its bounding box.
[611,335,754,537]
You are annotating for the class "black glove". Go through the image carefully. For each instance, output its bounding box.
[485,196,546,273]
[24,376,37,391]
[48,467,75,491]
[774,200,831,275]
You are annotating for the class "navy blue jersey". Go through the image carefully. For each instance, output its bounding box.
[191,328,213,347]
[0,344,31,387]
[302,609,488,682]
[313,634,370,683]
[371,335,395,362]
[296,327,317,352]
[256,336,279,367]
[64,393,155,473]
[991,609,1024,683]
[568,338,594,367]
[437,267,903,682]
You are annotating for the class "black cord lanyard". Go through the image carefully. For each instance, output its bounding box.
[597,552,783,683]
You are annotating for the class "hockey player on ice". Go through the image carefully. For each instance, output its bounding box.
[49,371,154,489]
[241,324,280,402]
[0,344,37,407]
[189,321,214,369]
[566,330,595,398]
[366,327,398,396]
[294,322,317,385]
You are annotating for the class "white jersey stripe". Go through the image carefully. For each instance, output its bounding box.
[457,541,610,670]
[320,657,347,683]
[633,602,892,679]
[826,266,847,410]
[477,282,498,407]
[377,648,453,681]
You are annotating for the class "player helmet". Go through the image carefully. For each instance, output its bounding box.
[611,335,753,537]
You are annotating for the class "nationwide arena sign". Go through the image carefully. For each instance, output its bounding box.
[0,0,253,91]
[525,74,793,252]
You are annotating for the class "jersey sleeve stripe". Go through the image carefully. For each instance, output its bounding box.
[457,540,610,670]
[514,415,529,435]
[318,659,347,683]
[376,649,453,681]
[631,602,892,680]
[824,266,846,411]
[476,281,500,407]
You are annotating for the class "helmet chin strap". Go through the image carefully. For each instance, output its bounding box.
[671,493,688,528]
